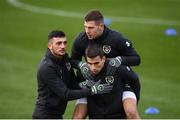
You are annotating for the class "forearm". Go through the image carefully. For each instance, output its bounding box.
[123,98,141,119]
[64,88,91,101]
[121,55,141,66]
[72,103,88,119]
[70,58,81,69]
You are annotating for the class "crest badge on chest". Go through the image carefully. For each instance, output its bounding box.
[105,76,114,84]
[103,45,111,54]
[66,62,71,71]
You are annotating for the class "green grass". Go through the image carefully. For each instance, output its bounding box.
[0,0,180,118]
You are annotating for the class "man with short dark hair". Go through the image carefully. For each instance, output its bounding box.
[32,30,113,119]
[72,44,141,119]
[71,10,141,81]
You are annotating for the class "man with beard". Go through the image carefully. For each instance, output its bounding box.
[32,30,113,119]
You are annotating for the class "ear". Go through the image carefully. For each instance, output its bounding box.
[99,23,104,31]
[100,22,104,27]
[48,42,52,49]
[102,56,106,62]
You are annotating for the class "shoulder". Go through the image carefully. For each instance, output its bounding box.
[116,65,132,74]
[116,65,138,81]
[108,28,124,39]
[38,57,54,74]
[72,32,88,51]
[74,32,86,44]
[108,28,132,47]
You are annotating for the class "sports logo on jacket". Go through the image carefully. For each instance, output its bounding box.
[66,62,71,71]
[126,41,131,47]
[103,45,111,54]
[105,76,114,84]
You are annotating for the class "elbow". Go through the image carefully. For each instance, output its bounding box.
[136,55,141,65]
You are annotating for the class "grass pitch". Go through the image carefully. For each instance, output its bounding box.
[0,0,180,118]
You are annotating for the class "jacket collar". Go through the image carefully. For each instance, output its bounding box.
[46,49,67,64]
[87,26,109,43]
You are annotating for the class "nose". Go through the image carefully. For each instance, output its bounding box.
[91,64,96,71]
[61,43,66,48]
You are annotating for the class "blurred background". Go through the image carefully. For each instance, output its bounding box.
[0,0,180,118]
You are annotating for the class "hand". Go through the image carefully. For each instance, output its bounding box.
[79,79,95,89]
[78,61,94,80]
[91,80,113,95]
[106,56,122,75]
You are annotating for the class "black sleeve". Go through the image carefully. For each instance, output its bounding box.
[120,66,141,102]
[40,65,91,101]
[76,70,86,82]
[114,33,141,66]
[70,33,84,69]
[68,68,81,89]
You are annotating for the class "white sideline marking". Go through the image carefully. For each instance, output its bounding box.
[7,0,180,26]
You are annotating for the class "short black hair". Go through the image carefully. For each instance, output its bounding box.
[84,10,104,24]
[48,30,66,41]
[85,44,104,58]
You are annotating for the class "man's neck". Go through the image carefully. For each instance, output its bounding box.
[50,50,63,59]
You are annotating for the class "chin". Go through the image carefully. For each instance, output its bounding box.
[92,72,98,75]
[61,53,66,55]
[60,51,66,54]
[58,53,65,56]
[89,37,94,40]
[88,36,93,40]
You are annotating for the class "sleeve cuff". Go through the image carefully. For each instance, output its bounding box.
[122,91,137,102]
[76,98,87,105]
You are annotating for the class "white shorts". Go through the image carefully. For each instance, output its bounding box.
[76,91,137,105]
